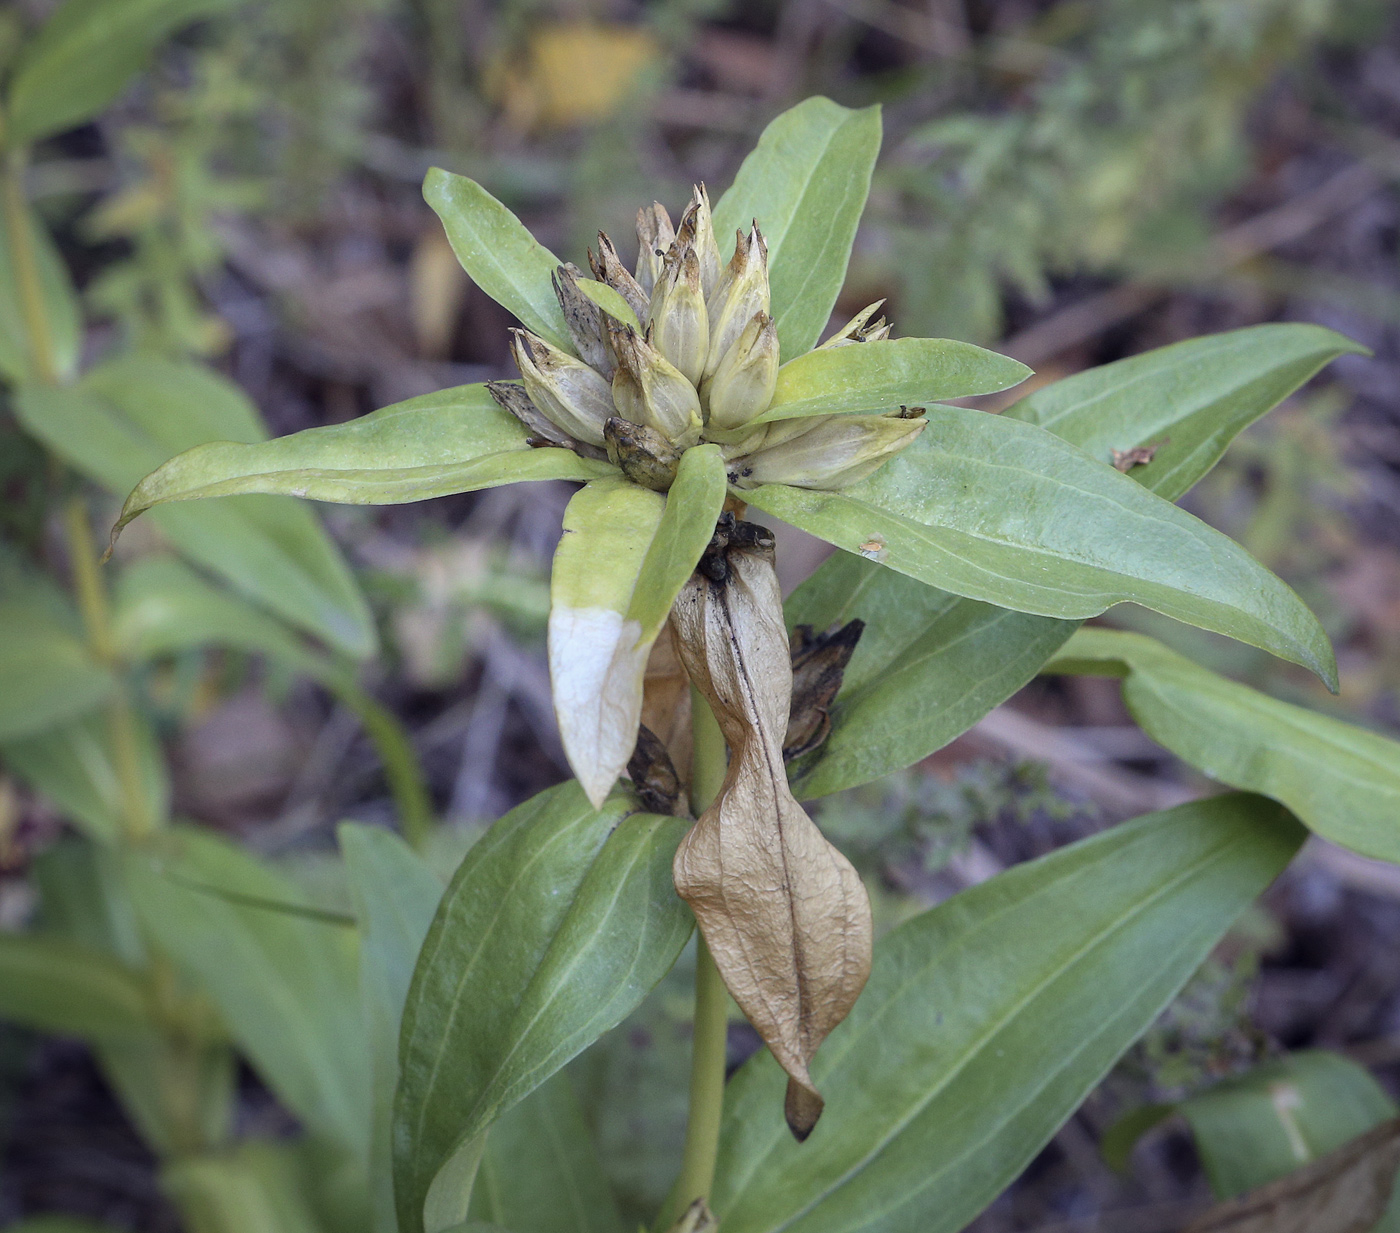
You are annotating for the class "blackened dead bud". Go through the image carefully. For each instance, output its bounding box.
[698,512,774,584]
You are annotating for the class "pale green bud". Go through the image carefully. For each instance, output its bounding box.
[704,311,778,433]
[608,320,703,448]
[634,202,676,298]
[818,300,889,349]
[552,263,614,377]
[728,412,926,490]
[589,232,650,323]
[704,225,769,383]
[676,184,722,298]
[509,328,615,447]
[648,245,709,386]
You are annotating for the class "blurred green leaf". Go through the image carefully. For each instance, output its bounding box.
[124,826,370,1157]
[712,98,882,361]
[1047,628,1400,863]
[1004,324,1366,500]
[0,194,80,383]
[395,782,692,1233]
[110,383,613,533]
[2,1218,131,1233]
[713,794,1305,1233]
[341,822,445,1233]
[0,597,113,741]
[424,168,572,351]
[4,0,235,147]
[1,708,169,843]
[746,411,1336,687]
[785,553,1075,800]
[160,1139,331,1233]
[15,356,375,658]
[0,932,152,1039]
[755,339,1029,425]
[469,1072,625,1233]
[1179,1051,1398,1211]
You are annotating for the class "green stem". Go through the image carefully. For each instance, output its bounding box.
[660,686,730,1229]
[337,683,434,850]
[2,149,57,385]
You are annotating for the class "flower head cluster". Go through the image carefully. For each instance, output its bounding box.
[487,186,925,493]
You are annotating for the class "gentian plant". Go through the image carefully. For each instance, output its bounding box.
[111,97,1400,1233]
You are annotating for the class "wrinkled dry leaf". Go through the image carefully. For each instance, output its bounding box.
[671,522,872,1140]
[784,620,864,760]
[641,622,693,791]
[628,723,684,816]
[1184,1117,1400,1233]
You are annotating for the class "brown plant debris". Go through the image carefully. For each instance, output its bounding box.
[784,620,865,761]
[1110,438,1168,471]
[1182,1117,1400,1233]
[671,519,873,1141]
[628,723,684,815]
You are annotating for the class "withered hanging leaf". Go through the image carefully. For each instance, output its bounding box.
[785,620,864,761]
[671,523,872,1141]
[628,723,683,816]
[1183,1117,1400,1233]
[641,622,692,790]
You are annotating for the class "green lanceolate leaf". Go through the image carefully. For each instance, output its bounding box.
[159,1139,330,1233]
[0,193,80,383]
[712,793,1305,1233]
[0,598,113,741]
[424,168,573,351]
[0,933,152,1040]
[754,339,1030,425]
[109,381,612,532]
[1004,324,1367,501]
[1045,627,1400,863]
[394,782,692,1233]
[785,326,1361,797]
[469,1072,626,1233]
[4,0,234,147]
[342,823,446,1233]
[712,98,882,361]
[550,446,726,807]
[16,356,375,658]
[784,554,1076,800]
[1,708,169,844]
[1179,1051,1398,1208]
[123,827,370,1157]
[744,411,1336,687]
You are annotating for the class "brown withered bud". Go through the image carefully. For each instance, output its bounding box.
[672,523,872,1141]
[551,263,615,377]
[634,202,676,298]
[486,380,573,446]
[784,620,865,761]
[589,233,650,323]
[603,416,683,492]
[627,723,684,816]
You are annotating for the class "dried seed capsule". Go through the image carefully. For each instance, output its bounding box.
[551,263,615,377]
[648,245,710,386]
[704,225,770,383]
[634,202,676,298]
[675,184,722,298]
[703,311,779,432]
[729,412,927,490]
[508,328,616,447]
[608,321,703,447]
[589,233,650,324]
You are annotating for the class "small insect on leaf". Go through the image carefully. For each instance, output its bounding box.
[1111,437,1169,472]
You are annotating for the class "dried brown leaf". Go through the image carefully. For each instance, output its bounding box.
[671,525,872,1140]
[784,620,865,761]
[641,622,692,790]
[1183,1117,1400,1233]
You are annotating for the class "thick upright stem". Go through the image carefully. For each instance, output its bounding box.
[1,150,57,385]
[660,685,730,1229]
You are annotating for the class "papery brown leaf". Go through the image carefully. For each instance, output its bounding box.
[641,622,692,790]
[785,620,864,761]
[1183,1117,1400,1233]
[671,522,872,1140]
[628,723,683,815]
